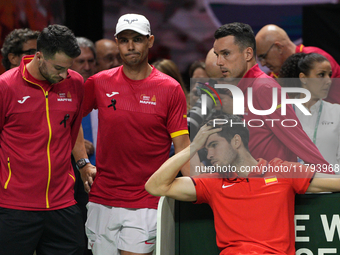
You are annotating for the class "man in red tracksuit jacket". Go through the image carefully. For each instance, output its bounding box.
[0,24,85,255]
[211,22,332,172]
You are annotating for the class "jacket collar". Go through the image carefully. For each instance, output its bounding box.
[20,55,70,90]
[237,64,263,92]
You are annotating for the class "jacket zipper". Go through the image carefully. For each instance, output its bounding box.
[23,71,52,209]
[4,157,11,189]
[44,91,52,208]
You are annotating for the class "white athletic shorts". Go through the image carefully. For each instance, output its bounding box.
[85,202,157,255]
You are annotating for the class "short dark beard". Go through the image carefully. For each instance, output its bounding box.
[38,61,58,84]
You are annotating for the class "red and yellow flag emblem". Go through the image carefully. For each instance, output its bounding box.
[264,176,278,185]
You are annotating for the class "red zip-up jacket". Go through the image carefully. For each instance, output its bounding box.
[239,64,332,173]
[0,55,84,210]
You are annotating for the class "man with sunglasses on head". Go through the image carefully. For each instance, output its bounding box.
[255,24,340,104]
[1,28,40,71]
[0,24,85,254]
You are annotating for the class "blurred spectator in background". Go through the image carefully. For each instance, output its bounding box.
[95,39,122,73]
[72,37,96,82]
[205,47,223,78]
[188,60,208,108]
[153,58,190,111]
[71,37,97,164]
[189,60,208,79]
[1,28,39,71]
[256,24,340,104]
[279,52,340,170]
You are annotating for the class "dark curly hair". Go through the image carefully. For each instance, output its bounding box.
[37,24,81,59]
[278,53,330,97]
[1,28,40,70]
[280,53,329,79]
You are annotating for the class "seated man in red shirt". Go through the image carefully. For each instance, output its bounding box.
[145,114,340,255]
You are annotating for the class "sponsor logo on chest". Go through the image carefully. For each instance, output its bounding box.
[18,96,30,104]
[140,94,156,105]
[106,92,119,97]
[222,183,235,189]
[57,91,72,102]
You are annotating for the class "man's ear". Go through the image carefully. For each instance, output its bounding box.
[232,134,242,149]
[274,42,284,54]
[148,35,155,49]
[8,53,20,67]
[36,51,44,61]
[244,47,253,62]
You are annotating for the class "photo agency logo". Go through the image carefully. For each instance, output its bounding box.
[196,82,223,115]
[200,83,311,116]
[188,78,312,130]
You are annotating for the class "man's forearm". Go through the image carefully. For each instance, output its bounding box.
[72,125,88,162]
[145,146,191,196]
[172,134,191,176]
[146,124,220,195]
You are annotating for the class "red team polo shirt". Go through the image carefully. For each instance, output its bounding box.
[0,56,84,210]
[239,64,331,172]
[83,66,188,209]
[193,158,314,255]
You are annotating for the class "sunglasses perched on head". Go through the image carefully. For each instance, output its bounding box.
[16,49,37,55]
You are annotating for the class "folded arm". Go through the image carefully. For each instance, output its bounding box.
[307,173,340,193]
[145,125,221,201]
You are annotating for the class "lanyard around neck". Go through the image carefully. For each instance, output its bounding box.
[293,100,323,144]
[312,100,323,144]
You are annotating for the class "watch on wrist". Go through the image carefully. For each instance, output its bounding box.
[76,158,90,169]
